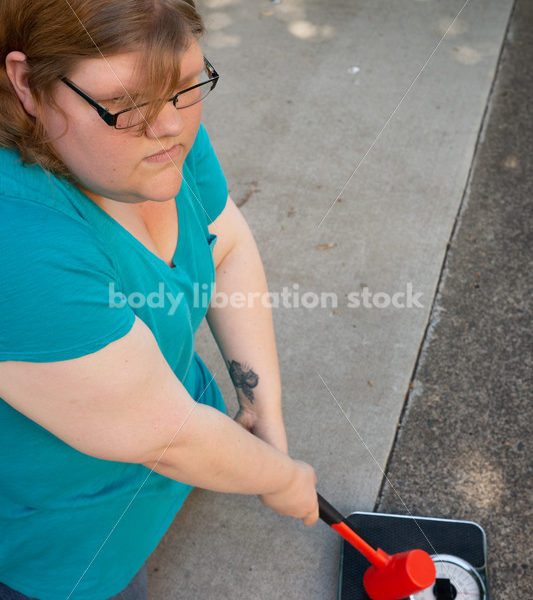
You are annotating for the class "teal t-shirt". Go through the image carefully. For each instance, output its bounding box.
[0,124,228,599]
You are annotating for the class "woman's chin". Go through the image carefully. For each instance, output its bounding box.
[142,173,183,202]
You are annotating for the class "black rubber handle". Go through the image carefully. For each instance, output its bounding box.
[317,493,389,569]
[317,492,346,526]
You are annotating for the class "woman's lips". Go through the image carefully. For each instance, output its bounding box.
[144,144,183,163]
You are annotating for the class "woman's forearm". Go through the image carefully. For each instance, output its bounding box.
[143,399,317,524]
[206,231,283,424]
[143,402,293,494]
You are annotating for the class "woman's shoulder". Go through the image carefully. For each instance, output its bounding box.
[0,194,104,266]
[185,122,221,175]
[0,171,117,288]
[0,146,61,198]
[0,147,102,243]
[182,123,228,226]
[0,154,132,364]
[187,122,209,161]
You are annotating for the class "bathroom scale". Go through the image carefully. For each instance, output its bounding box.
[338,512,489,600]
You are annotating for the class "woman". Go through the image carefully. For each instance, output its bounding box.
[0,1,318,599]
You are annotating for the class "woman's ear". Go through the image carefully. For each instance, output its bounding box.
[5,51,38,117]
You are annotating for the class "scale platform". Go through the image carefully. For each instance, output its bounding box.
[338,512,489,600]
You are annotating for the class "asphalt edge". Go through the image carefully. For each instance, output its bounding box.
[373,0,519,513]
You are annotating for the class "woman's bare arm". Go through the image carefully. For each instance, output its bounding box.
[207,196,287,453]
[0,315,318,524]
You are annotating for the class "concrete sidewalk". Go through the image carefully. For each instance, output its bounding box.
[148,1,516,598]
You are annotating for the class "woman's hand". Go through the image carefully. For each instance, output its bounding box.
[234,404,317,526]
[235,407,288,455]
[259,459,318,526]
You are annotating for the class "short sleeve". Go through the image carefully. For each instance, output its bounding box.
[188,123,228,224]
[0,198,136,362]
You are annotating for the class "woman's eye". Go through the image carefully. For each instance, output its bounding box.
[178,77,200,92]
[117,98,138,108]
[104,94,143,110]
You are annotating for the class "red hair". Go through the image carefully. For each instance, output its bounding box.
[0,0,204,178]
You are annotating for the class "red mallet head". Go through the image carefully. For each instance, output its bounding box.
[318,494,436,600]
[363,549,436,600]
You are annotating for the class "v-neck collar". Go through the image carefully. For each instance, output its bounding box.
[72,185,183,271]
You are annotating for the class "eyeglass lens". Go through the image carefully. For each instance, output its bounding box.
[115,65,215,129]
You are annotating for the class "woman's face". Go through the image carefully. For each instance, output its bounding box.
[40,38,205,205]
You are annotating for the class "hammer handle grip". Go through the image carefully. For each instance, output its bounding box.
[317,493,346,526]
[317,493,390,569]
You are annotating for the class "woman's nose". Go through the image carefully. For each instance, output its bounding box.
[146,100,185,139]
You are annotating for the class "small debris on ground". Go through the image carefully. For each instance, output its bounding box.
[237,186,255,208]
[368,380,374,387]
[316,243,336,250]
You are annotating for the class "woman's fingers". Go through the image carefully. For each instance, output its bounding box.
[234,408,255,432]
[302,505,320,527]
[259,459,318,522]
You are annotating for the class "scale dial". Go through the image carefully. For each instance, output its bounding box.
[410,554,486,600]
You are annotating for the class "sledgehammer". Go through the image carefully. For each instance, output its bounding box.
[318,494,436,600]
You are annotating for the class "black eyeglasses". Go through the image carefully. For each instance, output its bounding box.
[60,57,219,129]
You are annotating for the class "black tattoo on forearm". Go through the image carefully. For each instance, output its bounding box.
[227,360,259,404]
